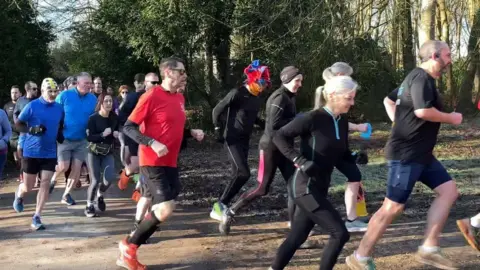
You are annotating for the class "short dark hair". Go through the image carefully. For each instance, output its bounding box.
[95,92,114,112]
[11,85,20,89]
[134,73,145,83]
[24,81,36,90]
[159,57,185,79]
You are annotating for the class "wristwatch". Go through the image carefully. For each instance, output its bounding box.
[147,139,155,146]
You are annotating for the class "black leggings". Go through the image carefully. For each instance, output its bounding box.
[230,144,296,222]
[219,142,251,205]
[271,171,350,270]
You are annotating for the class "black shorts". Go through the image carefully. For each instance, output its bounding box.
[140,166,180,204]
[336,160,362,182]
[22,157,57,174]
[139,174,152,198]
[124,136,139,157]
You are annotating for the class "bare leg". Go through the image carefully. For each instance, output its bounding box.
[422,181,458,247]
[345,182,360,220]
[63,159,83,196]
[356,198,404,257]
[136,197,152,221]
[35,170,55,215]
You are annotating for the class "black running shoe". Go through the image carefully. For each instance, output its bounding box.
[97,196,106,212]
[84,205,97,218]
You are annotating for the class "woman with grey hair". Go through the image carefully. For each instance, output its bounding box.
[314,62,370,233]
[269,75,358,270]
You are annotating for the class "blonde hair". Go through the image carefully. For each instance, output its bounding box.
[313,76,358,109]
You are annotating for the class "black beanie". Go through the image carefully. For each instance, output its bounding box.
[280,66,301,84]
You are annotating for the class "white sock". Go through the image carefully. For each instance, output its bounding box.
[420,245,440,253]
[471,213,480,228]
[97,189,103,198]
[87,201,94,207]
[354,250,371,262]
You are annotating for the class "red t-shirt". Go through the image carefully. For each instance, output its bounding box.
[128,86,186,167]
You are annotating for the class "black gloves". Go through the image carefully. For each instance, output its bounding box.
[29,125,46,136]
[293,156,319,177]
[353,150,369,165]
[214,127,224,143]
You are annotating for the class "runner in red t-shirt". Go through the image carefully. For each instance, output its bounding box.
[116,57,204,270]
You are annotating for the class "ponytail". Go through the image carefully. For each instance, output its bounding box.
[314,86,326,110]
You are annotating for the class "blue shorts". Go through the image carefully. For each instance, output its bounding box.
[386,158,452,204]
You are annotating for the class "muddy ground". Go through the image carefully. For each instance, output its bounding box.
[0,123,480,270]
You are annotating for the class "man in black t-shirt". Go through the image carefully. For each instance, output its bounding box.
[347,40,462,270]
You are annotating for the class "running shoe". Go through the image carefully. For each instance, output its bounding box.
[97,196,106,212]
[346,253,376,270]
[31,215,45,230]
[457,218,480,251]
[131,190,141,203]
[415,247,458,270]
[210,202,226,221]
[61,193,76,205]
[84,205,97,218]
[116,237,147,270]
[13,190,24,213]
[219,209,235,235]
[118,170,130,190]
[345,219,368,232]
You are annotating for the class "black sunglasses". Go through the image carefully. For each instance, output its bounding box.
[149,81,160,85]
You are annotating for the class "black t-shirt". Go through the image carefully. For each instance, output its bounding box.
[86,112,119,146]
[385,68,442,164]
[3,101,18,138]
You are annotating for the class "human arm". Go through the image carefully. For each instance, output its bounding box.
[411,76,461,124]
[86,115,105,143]
[268,94,290,130]
[381,87,398,122]
[273,113,312,163]
[212,89,238,128]
[57,111,64,143]
[112,114,120,138]
[123,93,155,146]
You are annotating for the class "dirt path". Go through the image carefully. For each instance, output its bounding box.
[0,176,479,270]
[1,127,480,270]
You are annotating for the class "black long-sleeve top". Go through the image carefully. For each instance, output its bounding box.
[259,86,296,149]
[274,108,351,173]
[87,112,119,145]
[212,86,264,143]
[274,108,352,197]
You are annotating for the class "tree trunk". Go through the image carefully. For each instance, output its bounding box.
[418,0,436,46]
[438,0,454,105]
[391,1,399,68]
[456,8,480,113]
[400,0,415,71]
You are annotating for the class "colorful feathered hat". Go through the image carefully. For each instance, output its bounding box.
[244,60,271,88]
